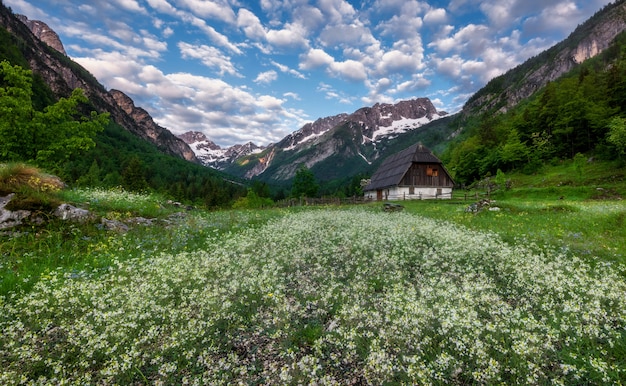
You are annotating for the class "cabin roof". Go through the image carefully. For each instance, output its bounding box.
[365,143,446,191]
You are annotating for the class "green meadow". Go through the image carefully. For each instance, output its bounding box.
[1,161,625,384]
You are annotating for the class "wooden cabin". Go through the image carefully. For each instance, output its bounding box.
[364,143,454,200]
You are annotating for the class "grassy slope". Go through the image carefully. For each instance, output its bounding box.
[396,159,626,265]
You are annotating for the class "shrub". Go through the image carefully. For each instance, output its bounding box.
[0,162,64,194]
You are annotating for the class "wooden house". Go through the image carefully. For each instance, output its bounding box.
[364,143,454,200]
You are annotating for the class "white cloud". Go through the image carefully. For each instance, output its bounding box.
[317,0,357,24]
[162,26,174,38]
[522,1,581,36]
[178,42,241,77]
[299,48,335,70]
[112,0,147,13]
[271,60,306,79]
[329,59,367,81]
[177,0,236,24]
[266,22,308,48]
[423,8,447,24]
[237,8,266,40]
[283,92,301,100]
[254,70,278,84]
[319,23,376,48]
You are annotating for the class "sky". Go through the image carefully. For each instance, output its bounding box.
[5,0,614,147]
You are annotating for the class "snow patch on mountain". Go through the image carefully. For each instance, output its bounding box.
[178,131,264,169]
[371,113,443,142]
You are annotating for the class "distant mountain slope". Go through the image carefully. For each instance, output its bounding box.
[0,5,198,163]
[443,0,626,184]
[179,98,450,184]
[464,0,626,115]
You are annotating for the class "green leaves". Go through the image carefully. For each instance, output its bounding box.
[291,164,319,198]
[0,61,109,170]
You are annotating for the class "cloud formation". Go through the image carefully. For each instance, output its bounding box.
[4,0,613,147]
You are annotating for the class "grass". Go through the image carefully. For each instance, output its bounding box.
[1,208,625,384]
[1,160,625,384]
[399,198,626,266]
[1,186,286,296]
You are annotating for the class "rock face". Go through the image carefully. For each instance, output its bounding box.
[110,90,198,162]
[464,0,626,114]
[1,5,199,164]
[0,194,31,230]
[178,131,265,169]
[16,15,66,55]
[277,113,349,151]
[53,203,93,222]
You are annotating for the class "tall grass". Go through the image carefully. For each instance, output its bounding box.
[1,187,284,296]
[1,208,624,384]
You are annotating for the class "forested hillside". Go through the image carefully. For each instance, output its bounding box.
[443,31,626,185]
[0,5,245,207]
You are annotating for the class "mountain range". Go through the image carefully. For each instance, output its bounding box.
[179,98,447,180]
[2,0,626,192]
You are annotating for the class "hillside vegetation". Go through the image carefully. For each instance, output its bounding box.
[1,174,625,383]
[444,30,626,185]
[0,19,245,207]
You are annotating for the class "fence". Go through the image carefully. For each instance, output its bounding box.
[275,192,492,208]
[275,196,373,207]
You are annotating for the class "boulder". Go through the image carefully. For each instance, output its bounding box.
[0,194,31,230]
[100,218,130,233]
[54,203,93,222]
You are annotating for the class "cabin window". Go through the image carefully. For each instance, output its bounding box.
[427,167,438,177]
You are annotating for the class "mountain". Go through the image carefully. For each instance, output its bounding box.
[183,98,449,184]
[0,7,198,164]
[15,14,65,55]
[0,4,245,207]
[464,0,626,115]
[178,131,265,169]
[443,0,626,184]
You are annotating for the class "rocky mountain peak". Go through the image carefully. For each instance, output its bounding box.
[16,14,66,55]
[109,89,198,162]
[349,98,445,141]
[178,131,210,145]
[177,131,264,169]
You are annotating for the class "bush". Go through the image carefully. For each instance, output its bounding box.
[0,162,63,194]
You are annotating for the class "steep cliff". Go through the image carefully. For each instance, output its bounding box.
[0,5,198,163]
[464,0,626,115]
[15,15,66,55]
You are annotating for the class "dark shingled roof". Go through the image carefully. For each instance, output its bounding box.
[365,143,443,191]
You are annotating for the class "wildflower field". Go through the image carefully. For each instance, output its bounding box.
[1,190,625,384]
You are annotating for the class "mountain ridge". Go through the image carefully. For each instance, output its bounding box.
[180,97,447,180]
[0,8,199,164]
[464,0,626,115]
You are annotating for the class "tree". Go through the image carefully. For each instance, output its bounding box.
[232,188,274,209]
[121,157,149,192]
[607,116,626,159]
[499,129,530,170]
[291,165,319,198]
[0,60,109,169]
[76,160,101,187]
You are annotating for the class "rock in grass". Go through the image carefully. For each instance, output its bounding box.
[0,193,31,230]
[53,203,94,222]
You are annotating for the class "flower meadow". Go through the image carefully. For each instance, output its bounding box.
[1,208,625,384]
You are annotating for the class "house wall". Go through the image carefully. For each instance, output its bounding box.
[400,163,454,187]
[364,186,453,201]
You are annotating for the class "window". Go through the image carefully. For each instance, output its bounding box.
[427,167,438,177]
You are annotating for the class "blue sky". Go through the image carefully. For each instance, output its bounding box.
[5,0,613,147]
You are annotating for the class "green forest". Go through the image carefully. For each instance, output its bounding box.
[0,18,247,207]
[443,32,626,185]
